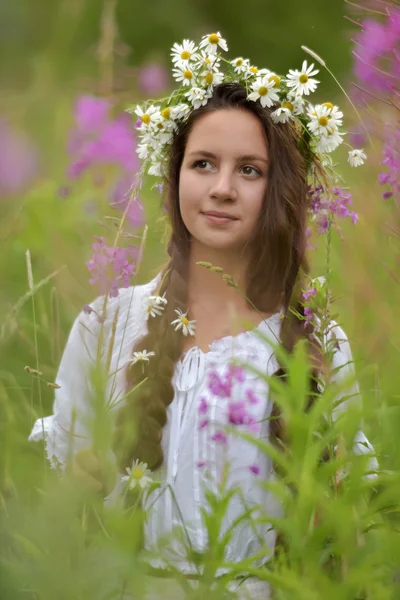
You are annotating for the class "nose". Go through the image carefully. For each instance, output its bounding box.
[209,167,237,202]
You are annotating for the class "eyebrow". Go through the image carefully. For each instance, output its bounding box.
[187,150,268,164]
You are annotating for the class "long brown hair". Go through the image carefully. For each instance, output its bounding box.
[113,82,321,472]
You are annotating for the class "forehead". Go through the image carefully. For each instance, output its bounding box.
[185,108,268,158]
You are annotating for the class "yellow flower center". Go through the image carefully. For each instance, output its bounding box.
[181,317,189,326]
[181,50,190,60]
[269,74,281,87]
[250,66,258,73]
[161,108,170,119]
[299,74,309,84]
[205,57,211,64]
[235,58,243,66]
[156,123,164,130]
[133,468,143,479]
[184,70,193,80]
[322,102,334,110]
[208,33,220,44]
[282,101,294,112]
[147,305,152,312]
[258,86,268,96]
[141,114,151,125]
[205,72,213,85]
[318,116,329,127]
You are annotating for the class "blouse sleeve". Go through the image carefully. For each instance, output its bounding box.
[327,322,379,479]
[28,296,106,470]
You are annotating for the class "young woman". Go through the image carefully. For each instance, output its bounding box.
[29,39,375,599]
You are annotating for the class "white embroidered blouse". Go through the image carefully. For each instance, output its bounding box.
[29,275,376,574]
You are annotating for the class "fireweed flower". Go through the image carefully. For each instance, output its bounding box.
[121,460,152,490]
[87,236,137,298]
[171,309,196,336]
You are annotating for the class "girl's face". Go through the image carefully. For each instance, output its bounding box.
[179,108,269,255]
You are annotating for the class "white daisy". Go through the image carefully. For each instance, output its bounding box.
[348,148,367,167]
[315,130,345,153]
[145,294,168,319]
[121,460,152,491]
[136,143,150,160]
[172,64,196,86]
[247,75,280,108]
[202,69,224,89]
[172,103,191,120]
[148,161,164,177]
[243,64,260,80]
[286,92,306,114]
[171,39,198,65]
[134,105,160,128]
[171,308,196,336]
[199,32,228,55]
[194,50,221,72]
[231,57,250,74]
[285,60,320,96]
[307,103,343,137]
[271,107,293,124]
[185,86,210,109]
[129,350,155,365]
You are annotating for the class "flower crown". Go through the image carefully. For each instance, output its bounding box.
[129,31,367,182]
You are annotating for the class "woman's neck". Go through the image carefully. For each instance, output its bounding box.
[187,244,251,316]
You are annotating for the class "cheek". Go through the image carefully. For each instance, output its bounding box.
[242,181,266,224]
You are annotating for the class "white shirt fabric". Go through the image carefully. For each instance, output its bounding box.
[29,275,376,577]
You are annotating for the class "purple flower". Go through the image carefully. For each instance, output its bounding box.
[246,389,259,405]
[249,464,260,475]
[198,397,208,415]
[82,304,94,315]
[304,307,313,328]
[211,431,228,445]
[208,370,233,398]
[109,177,145,228]
[87,236,137,297]
[197,460,206,468]
[199,419,209,429]
[156,183,164,194]
[379,172,390,185]
[138,63,169,96]
[228,401,248,426]
[302,287,317,301]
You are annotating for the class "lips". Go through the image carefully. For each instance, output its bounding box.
[202,211,238,220]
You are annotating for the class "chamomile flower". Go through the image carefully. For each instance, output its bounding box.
[172,64,196,86]
[199,32,228,54]
[285,60,320,96]
[202,69,224,89]
[185,86,211,109]
[231,57,250,74]
[171,103,191,120]
[243,64,260,80]
[134,105,160,128]
[121,460,152,491]
[194,50,221,72]
[171,39,198,65]
[136,143,150,160]
[271,107,293,124]
[307,103,343,137]
[247,75,280,108]
[129,350,155,365]
[315,130,344,153]
[145,294,168,319]
[348,148,367,167]
[171,308,196,336]
[286,93,306,115]
[148,160,164,177]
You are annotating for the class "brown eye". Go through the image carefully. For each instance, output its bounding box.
[192,160,212,170]
[241,165,260,177]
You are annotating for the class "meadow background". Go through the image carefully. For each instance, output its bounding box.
[1,0,400,598]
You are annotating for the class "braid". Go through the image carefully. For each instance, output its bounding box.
[113,236,189,472]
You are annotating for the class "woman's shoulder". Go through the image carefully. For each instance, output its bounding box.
[75,274,161,351]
